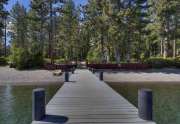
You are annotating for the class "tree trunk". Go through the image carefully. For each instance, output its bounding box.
[40,18,44,53]
[163,38,168,58]
[160,39,163,57]
[101,29,105,63]
[49,1,54,64]
[114,47,120,64]
[126,38,131,63]
[4,18,7,57]
[173,39,176,58]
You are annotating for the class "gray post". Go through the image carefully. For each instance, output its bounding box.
[138,89,153,121]
[92,69,95,74]
[99,72,103,81]
[72,67,75,74]
[65,71,69,82]
[32,88,46,121]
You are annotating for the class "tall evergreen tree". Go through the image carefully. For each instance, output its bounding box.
[155,0,179,58]
[0,0,8,56]
[58,0,80,61]
[29,0,49,53]
[10,1,27,48]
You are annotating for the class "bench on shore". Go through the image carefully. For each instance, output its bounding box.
[53,70,63,76]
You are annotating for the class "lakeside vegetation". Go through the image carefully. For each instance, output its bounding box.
[0,0,179,70]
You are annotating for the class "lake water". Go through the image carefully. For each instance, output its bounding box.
[0,83,179,124]
[0,85,60,124]
[108,83,180,124]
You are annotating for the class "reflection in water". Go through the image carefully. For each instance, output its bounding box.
[0,85,60,124]
[0,85,13,123]
[4,85,13,123]
[108,83,180,124]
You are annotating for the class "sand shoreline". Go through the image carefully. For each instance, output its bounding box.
[1,66,180,85]
[0,66,64,86]
[0,81,64,86]
[103,68,180,84]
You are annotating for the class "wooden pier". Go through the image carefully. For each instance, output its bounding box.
[32,69,156,124]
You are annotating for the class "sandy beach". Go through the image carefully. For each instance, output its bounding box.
[1,66,180,85]
[104,68,180,84]
[0,66,64,85]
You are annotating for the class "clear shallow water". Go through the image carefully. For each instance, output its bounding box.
[108,83,180,124]
[0,85,60,124]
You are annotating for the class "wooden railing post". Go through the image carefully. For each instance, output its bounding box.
[72,67,75,74]
[99,71,104,81]
[138,89,153,121]
[32,88,46,121]
[65,71,69,82]
[92,69,95,73]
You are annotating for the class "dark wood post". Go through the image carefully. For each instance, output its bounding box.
[138,89,153,121]
[32,88,46,121]
[92,69,95,74]
[65,71,69,82]
[99,71,104,81]
[72,67,75,74]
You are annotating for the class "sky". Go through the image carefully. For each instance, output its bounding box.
[5,0,88,11]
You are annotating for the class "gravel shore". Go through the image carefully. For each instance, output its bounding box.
[104,68,180,84]
[0,66,64,85]
[1,67,180,85]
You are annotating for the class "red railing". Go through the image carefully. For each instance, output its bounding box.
[44,63,77,71]
[87,63,151,70]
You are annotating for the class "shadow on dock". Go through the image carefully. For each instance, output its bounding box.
[42,115,68,123]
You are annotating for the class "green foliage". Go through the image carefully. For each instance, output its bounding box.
[55,58,66,64]
[7,0,180,66]
[29,51,44,68]
[44,58,51,64]
[10,1,28,48]
[10,46,44,70]
[87,47,102,63]
[144,57,180,68]
[0,57,7,66]
[10,47,30,70]
[0,0,8,37]
[58,0,80,60]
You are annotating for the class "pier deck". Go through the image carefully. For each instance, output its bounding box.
[32,69,155,124]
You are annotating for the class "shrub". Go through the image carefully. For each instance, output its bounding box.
[55,58,66,64]
[29,51,44,68]
[10,46,44,70]
[174,58,180,68]
[87,48,102,63]
[144,57,177,68]
[14,48,31,70]
[0,57,7,66]
[44,58,51,64]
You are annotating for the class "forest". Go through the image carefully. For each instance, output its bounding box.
[0,0,179,69]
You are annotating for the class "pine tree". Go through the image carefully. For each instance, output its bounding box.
[10,1,27,48]
[29,0,49,53]
[134,0,151,60]
[0,0,8,56]
[58,0,80,61]
[155,0,179,58]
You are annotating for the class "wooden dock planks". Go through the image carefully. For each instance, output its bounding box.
[32,69,156,124]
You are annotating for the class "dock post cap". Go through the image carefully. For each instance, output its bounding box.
[140,88,152,92]
[33,88,45,92]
